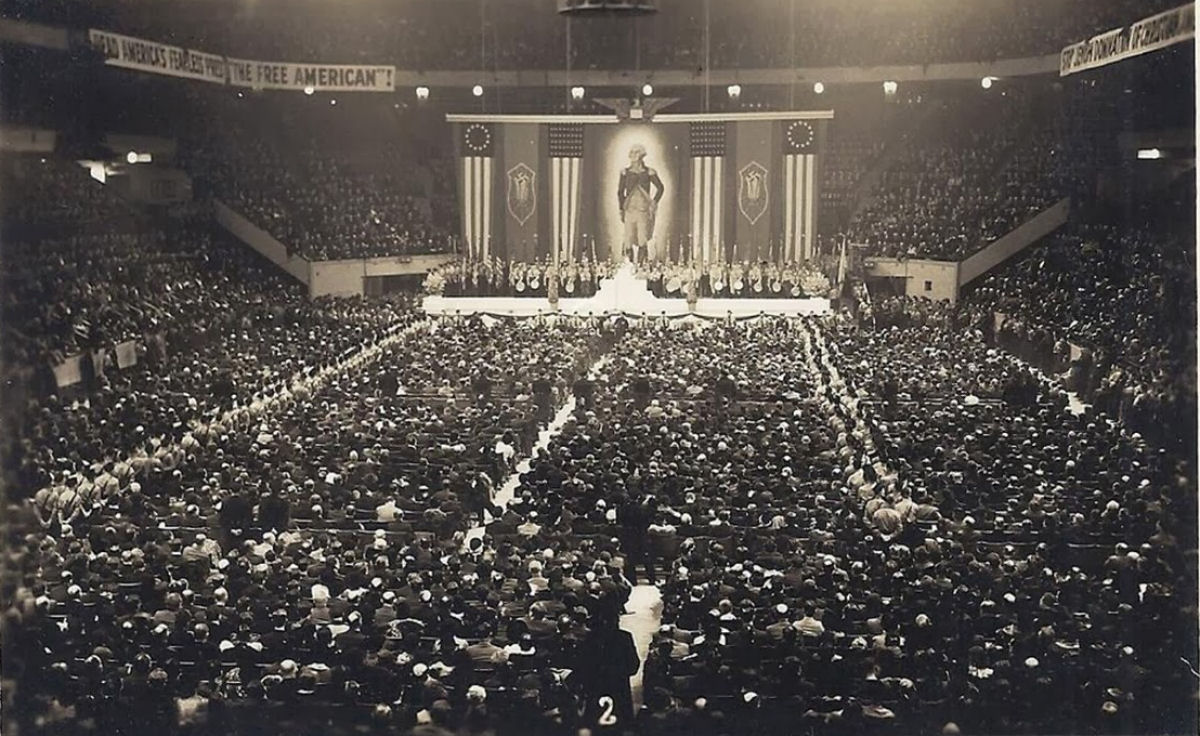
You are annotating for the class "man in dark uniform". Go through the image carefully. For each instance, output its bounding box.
[532,376,553,422]
[577,607,640,730]
[573,372,595,412]
[619,494,656,584]
[714,373,737,412]
[471,368,492,405]
[632,375,652,408]
[617,144,664,263]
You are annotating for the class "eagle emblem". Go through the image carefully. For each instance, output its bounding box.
[738,161,769,225]
[506,163,536,226]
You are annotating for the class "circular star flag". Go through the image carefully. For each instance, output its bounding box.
[787,120,815,150]
[465,123,492,154]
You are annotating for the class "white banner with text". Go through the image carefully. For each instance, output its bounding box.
[1060,4,1194,76]
[88,29,396,92]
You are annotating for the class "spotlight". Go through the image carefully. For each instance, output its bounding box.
[416,86,430,100]
[304,85,315,95]
[126,151,138,164]
[330,98,337,106]
[1137,148,1164,159]
[641,83,653,96]
[981,76,995,90]
[813,81,825,94]
[882,80,898,95]
[472,84,484,97]
[571,86,585,100]
[727,84,742,99]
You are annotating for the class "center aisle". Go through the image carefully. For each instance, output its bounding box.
[622,584,664,711]
[460,353,664,710]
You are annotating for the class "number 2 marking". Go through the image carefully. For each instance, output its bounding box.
[598,695,617,726]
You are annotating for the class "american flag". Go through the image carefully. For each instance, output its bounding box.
[784,119,818,261]
[549,124,584,264]
[460,123,494,259]
[689,121,725,264]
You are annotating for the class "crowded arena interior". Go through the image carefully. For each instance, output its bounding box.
[1,1,1197,734]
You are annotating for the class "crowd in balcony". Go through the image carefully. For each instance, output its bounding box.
[184,138,457,261]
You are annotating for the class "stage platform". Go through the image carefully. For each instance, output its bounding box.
[422,263,832,318]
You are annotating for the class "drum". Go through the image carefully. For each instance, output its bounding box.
[666,275,682,294]
[771,279,782,293]
[732,278,744,293]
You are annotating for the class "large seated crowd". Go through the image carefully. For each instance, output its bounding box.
[4,226,1195,732]
[2,10,1197,735]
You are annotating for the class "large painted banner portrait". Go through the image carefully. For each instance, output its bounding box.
[449,112,830,265]
[586,122,686,263]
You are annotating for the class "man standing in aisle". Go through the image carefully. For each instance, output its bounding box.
[618,143,664,263]
[577,606,640,730]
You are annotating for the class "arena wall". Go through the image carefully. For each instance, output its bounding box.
[864,258,960,303]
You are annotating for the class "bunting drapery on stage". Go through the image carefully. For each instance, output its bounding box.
[449,111,831,265]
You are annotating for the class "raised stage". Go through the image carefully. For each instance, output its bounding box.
[422,262,832,318]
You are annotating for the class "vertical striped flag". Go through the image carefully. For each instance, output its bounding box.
[689,121,726,264]
[784,119,818,261]
[459,122,494,259]
[549,124,584,264]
